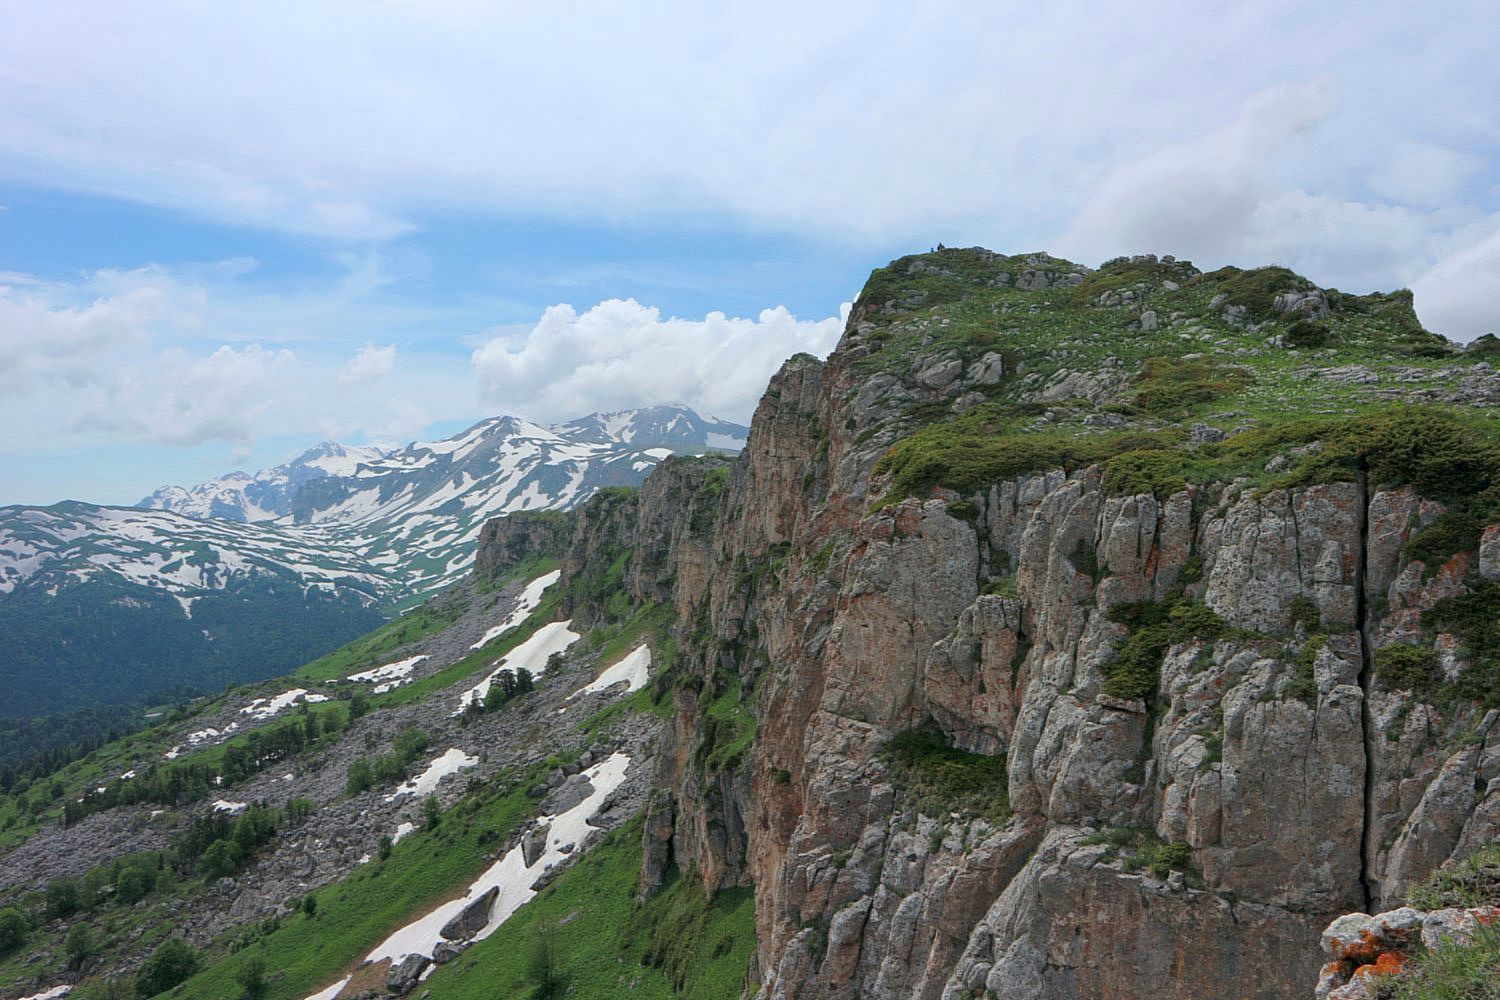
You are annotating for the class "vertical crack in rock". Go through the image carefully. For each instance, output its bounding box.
[1355,467,1378,912]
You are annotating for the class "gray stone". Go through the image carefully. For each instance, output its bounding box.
[387,953,430,995]
[439,886,498,941]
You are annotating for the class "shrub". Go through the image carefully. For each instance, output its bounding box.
[236,956,268,1000]
[200,838,244,881]
[46,876,81,919]
[1102,599,1225,701]
[0,906,25,953]
[345,757,374,796]
[301,893,317,918]
[114,857,158,904]
[873,401,1176,500]
[879,725,1009,825]
[1404,509,1482,569]
[1102,449,1189,499]
[1288,596,1322,634]
[65,922,95,968]
[135,938,200,997]
[1376,644,1442,698]
[1151,841,1192,878]
[1424,582,1500,706]
[1134,357,1250,416]
[1283,319,1332,348]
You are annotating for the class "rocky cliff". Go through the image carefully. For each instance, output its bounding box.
[475,248,1500,999]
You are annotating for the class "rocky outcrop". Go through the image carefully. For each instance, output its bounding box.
[475,247,1500,998]
[473,510,570,583]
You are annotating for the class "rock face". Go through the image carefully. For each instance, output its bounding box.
[475,248,1500,999]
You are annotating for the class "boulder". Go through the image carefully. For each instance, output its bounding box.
[439,886,498,942]
[386,953,430,995]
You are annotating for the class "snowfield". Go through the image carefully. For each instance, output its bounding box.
[455,620,581,713]
[347,654,428,693]
[362,753,631,973]
[384,749,478,803]
[570,644,651,699]
[469,569,560,649]
[240,689,330,720]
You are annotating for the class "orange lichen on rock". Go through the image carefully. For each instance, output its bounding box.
[1373,951,1404,975]
[1336,929,1386,965]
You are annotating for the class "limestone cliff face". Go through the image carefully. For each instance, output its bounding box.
[474,249,1500,999]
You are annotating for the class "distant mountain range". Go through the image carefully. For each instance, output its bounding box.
[0,405,746,717]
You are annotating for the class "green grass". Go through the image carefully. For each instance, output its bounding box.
[178,766,545,1000]
[699,679,757,771]
[1406,843,1500,911]
[1385,921,1500,999]
[295,601,459,684]
[420,814,757,999]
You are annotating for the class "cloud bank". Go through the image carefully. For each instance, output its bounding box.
[471,299,849,423]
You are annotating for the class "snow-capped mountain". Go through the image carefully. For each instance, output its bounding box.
[0,502,391,602]
[138,442,389,522]
[141,404,748,596]
[0,404,745,717]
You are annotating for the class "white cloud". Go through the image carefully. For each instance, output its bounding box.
[1055,83,1335,268]
[471,299,849,423]
[340,342,397,383]
[1368,142,1481,207]
[0,263,480,460]
[74,344,297,446]
[0,2,1490,258]
[1412,221,1500,340]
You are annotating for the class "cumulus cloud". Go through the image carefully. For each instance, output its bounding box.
[339,342,397,384]
[0,263,479,462]
[0,269,204,390]
[471,299,849,422]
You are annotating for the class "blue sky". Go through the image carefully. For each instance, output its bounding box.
[2,1,1497,505]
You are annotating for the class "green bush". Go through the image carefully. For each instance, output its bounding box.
[136,938,201,997]
[1134,357,1250,416]
[1150,841,1192,878]
[0,905,25,953]
[1283,319,1333,348]
[1405,509,1482,569]
[1424,583,1500,706]
[874,402,1175,500]
[46,876,81,918]
[200,838,245,881]
[114,857,158,904]
[879,725,1009,825]
[1102,599,1225,701]
[1101,449,1189,499]
[65,921,96,968]
[1376,644,1442,698]
[1288,596,1322,634]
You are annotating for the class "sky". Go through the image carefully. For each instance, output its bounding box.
[2,1,1497,505]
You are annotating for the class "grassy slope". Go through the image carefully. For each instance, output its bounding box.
[172,762,550,1000]
[421,814,756,1000]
